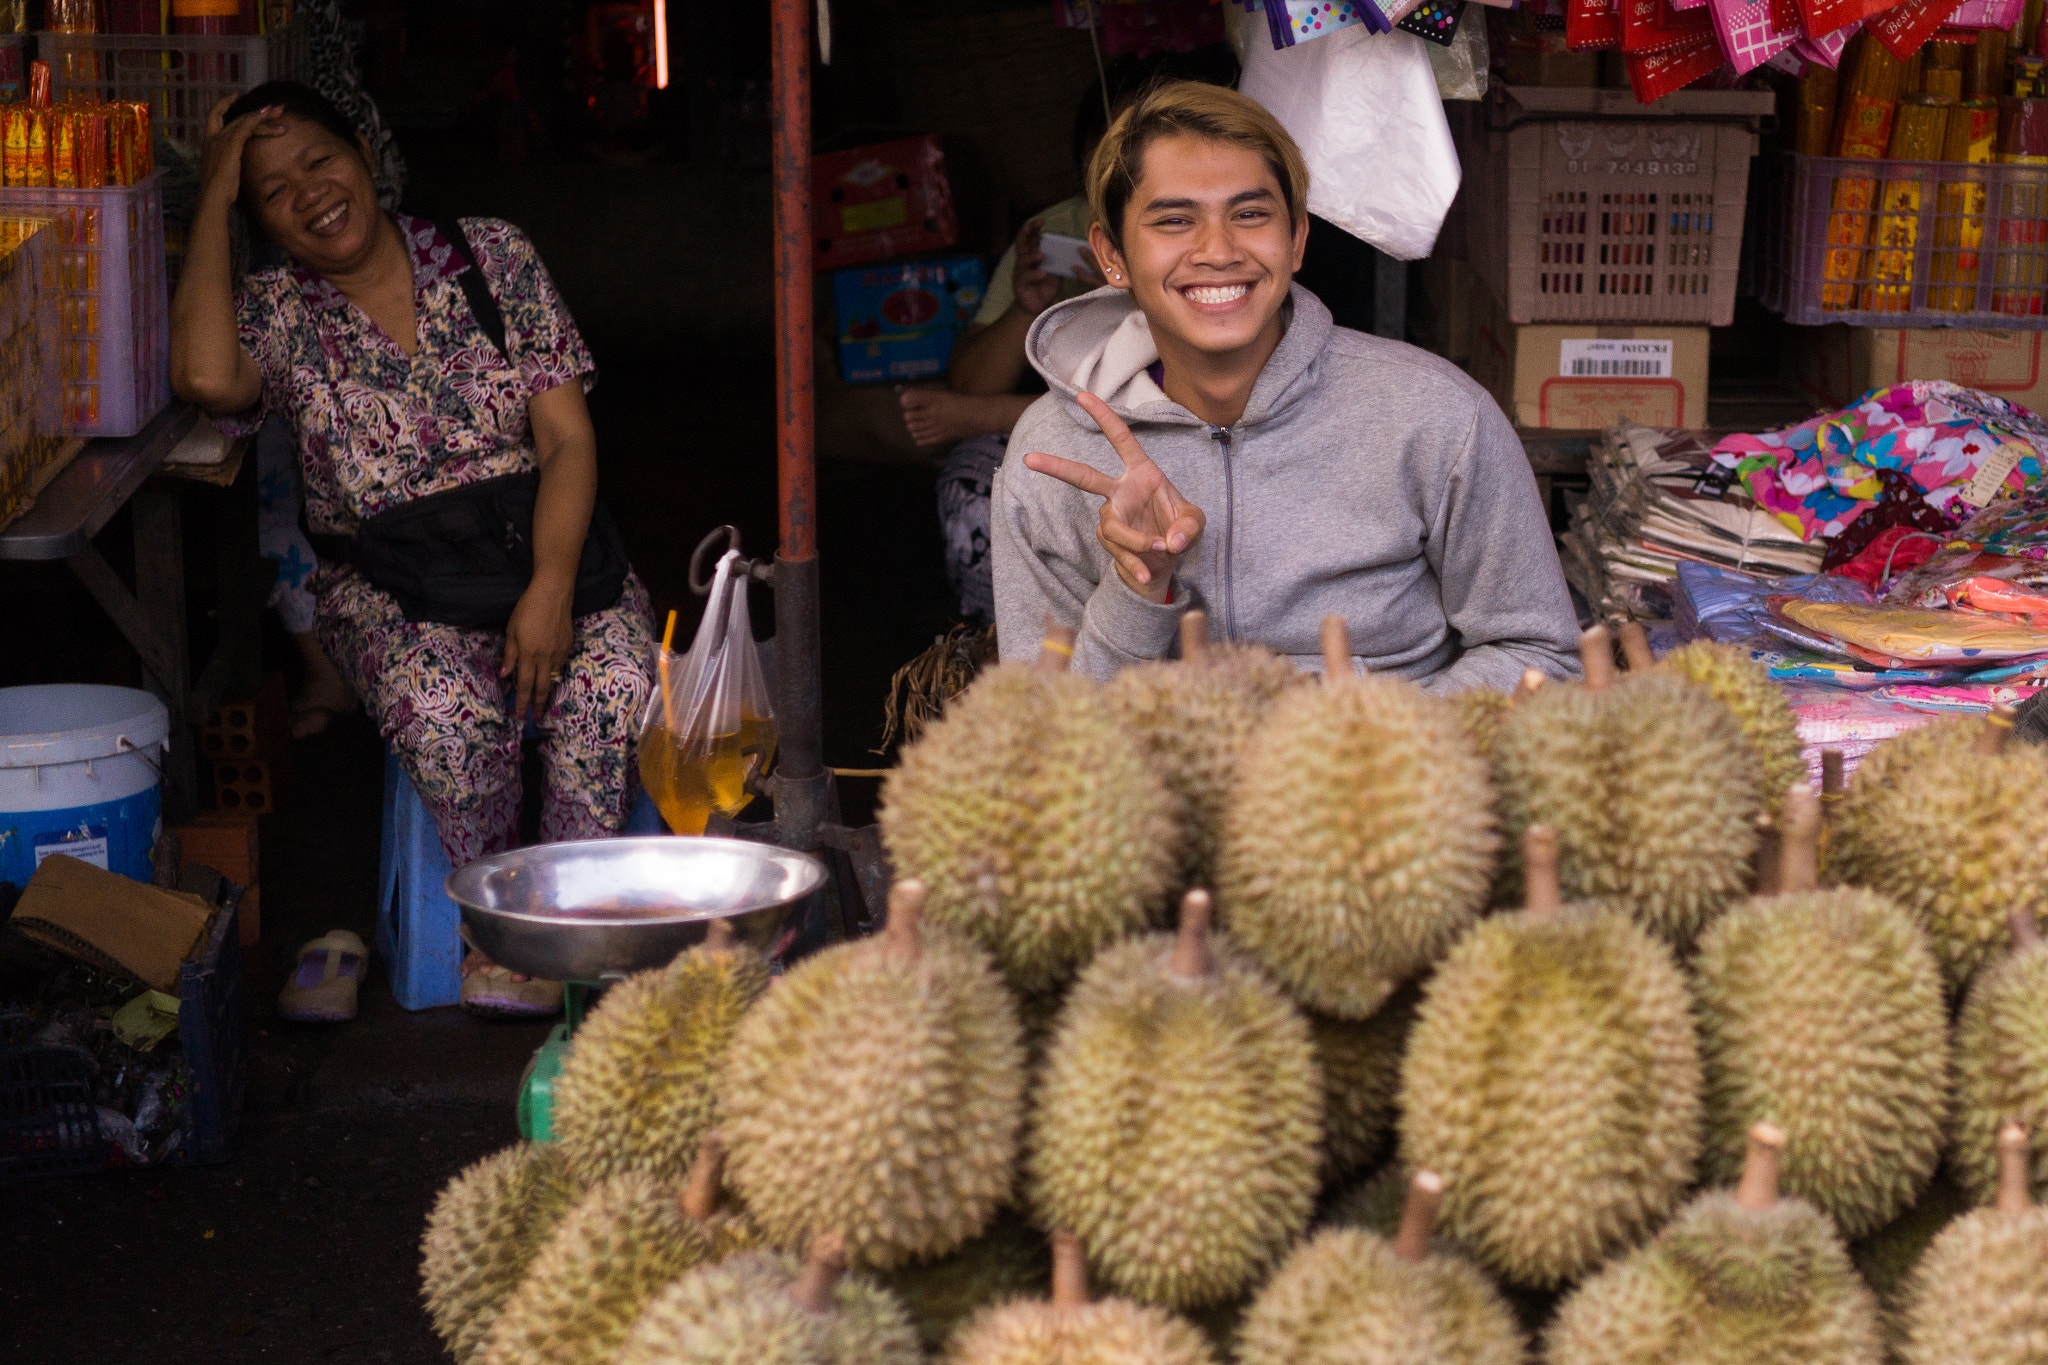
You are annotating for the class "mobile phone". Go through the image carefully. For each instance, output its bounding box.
[1036,231,1096,282]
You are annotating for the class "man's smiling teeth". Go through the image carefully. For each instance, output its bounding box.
[1183,283,1249,304]
[310,204,346,232]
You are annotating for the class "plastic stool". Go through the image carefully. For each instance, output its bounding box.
[375,754,668,1011]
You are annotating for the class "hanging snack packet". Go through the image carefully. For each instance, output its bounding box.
[1567,0,1622,49]
[1622,0,1713,54]
[1625,28,1724,100]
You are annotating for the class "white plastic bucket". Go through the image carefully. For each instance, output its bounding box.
[0,685,169,885]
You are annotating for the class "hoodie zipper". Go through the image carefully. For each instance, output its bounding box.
[1211,425,1236,641]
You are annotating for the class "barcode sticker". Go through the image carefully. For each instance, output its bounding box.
[1559,339,1673,379]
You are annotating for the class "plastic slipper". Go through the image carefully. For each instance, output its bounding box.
[278,930,366,1023]
[460,960,563,1019]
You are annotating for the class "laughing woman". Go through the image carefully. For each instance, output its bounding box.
[170,82,655,1017]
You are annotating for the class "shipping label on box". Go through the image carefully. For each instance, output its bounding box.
[833,256,987,385]
[812,135,959,270]
[1469,281,1707,428]
[1786,324,2048,412]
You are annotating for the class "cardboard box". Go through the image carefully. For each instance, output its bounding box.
[173,811,259,948]
[1785,324,2048,413]
[811,135,958,271]
[833,256,988,385]
[1468,281,1710,429]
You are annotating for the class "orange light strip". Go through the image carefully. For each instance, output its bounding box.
[653,0,669,89]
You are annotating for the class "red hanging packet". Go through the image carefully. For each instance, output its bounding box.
[1568,0,1623,50]
[1623,0,1715,53]
[1626,29,1728,100]
[1771,0,1802,30]
[1798,0,1895,49]
[1867,0,1963,60]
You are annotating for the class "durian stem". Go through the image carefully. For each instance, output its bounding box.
[791,1233,848,1314]
[1169,889,1214,982]
[1050,1231,1090,1309]
[1777,783,1821,895]
[1035,619,1078,674]
[1977,705,2018,756]
[1579,625,1617,692]
[1321,615,1353,683]
[680,1133,726,1222]
[2011,909,2043,950]
[1752,827,1783,897]
[1617,620,1655,672]
[1996,1121,2033,1213]
[1736,1123,1787,1211]
[1511,668,1547,704]
[1523,825,1563,919]
[1392,1170,1446,1264]
[1180,610,1211,664]
[884,880,927,966]
[1821,749,1845,802]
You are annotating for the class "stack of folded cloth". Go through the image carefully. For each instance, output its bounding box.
[1562,422,1826,620]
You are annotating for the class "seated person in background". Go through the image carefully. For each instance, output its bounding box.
[169,82,656,1016]
[993,82,1581,690]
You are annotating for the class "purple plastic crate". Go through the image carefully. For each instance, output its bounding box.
[0,175,169,437]
[1757,151,2048,329]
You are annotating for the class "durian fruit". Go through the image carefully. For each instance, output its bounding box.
[1310,985,1416,1181]
[478,1141,756,1365]
[1951,911,2048,1206]
[1215,616,1498,1019]
[1398,825,1703,1288]
[1825,707,2048,989]
[878,1209,1052,1357]
[1238,1170,1524,1365]
[1326,1162,1409,1237]
[1895,1122,2048,1365]
[1848,1172,1972,1311]
[549,919,770,1185]
[1656,635,1804,824]
[879,626,1180,993]
[721,880,1026,1269]
[1692,782,1949,1240]
[420,1142,584,1363]
[1102,611,1306,894]
[942,1230,1219,1365]
[1544,1124,1884,1364]
[1029,889,1322,1308]
[615,1232,922,1365]
[1493,625,1761,946]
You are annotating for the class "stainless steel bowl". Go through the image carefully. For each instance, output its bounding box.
[445,836,828,981]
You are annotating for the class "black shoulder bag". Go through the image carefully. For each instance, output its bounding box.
[305,218,630,629]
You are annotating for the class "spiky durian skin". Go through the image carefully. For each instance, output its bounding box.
[1951,942,2048,1206]
[1825,718,2048,990]
[1311,988,1415,1180]
[1494,673,1761,946]
[1544,1193,1883,1365]
[1326,1163,1409,1237]
[1848,1174,1971,1311]
[550,942,770,1185]
[1693,889,1948,1239]
[1895,1205,2048,1365]
[420,1143,583,1364]
[1661,641,1805,819]
[1236,1227,1522,1365]
[720,923,1026,1269]
[1216,675,1498,1020]
[1454,687,1513,762]
[1102,644,1305,894]
[615,1249,922,1365]
[1398,905,1703,1287]
[877,1209,1051,1357]
[1029,932,1322,1308]
[477,1172,754,1365]
[942,1296,1219,1365]
[880,666,1180,993]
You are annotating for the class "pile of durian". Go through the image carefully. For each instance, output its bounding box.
[421,614,2048,1365]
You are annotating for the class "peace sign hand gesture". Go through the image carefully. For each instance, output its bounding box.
[1023,392,1205,604]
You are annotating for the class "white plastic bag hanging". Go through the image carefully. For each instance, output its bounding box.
[1429,17,1489,101]
[638,551,777,834]
[1229,7,1462,261]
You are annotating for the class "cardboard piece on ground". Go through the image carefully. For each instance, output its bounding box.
[1468,280,1710,429]
[11,854,214,993]
[1785,324,2048,413]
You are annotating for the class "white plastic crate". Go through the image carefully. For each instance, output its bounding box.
[37,26,307,156]
[0,175,168,438]
[0,218,63,528]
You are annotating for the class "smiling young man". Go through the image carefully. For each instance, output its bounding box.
[991,83,1582,691]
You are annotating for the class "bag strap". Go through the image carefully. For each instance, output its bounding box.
[433,216,510,361]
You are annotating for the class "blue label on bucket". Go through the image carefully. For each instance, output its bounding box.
[33,823,110,871]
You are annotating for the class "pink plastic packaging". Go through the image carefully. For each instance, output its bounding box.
[1949,0,2024,26]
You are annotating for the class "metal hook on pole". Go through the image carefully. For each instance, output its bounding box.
[688,526,775,596]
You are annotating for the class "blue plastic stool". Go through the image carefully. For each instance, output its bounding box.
[375,753,668,1011]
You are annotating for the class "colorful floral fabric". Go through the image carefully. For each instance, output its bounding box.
[1710,382,2047,544]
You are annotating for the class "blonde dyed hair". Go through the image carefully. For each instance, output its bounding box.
[1085,82,1309,250]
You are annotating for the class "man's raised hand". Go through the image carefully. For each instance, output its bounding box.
[1022,392,1205,604]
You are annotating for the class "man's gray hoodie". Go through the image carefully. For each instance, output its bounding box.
[990,284,1583,692]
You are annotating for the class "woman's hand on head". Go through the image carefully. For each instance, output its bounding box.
[501,577,576,723]
[198,94,285,213]
[1022,392,1204,605]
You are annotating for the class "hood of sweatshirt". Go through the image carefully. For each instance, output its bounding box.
[1024,282,1334,432]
